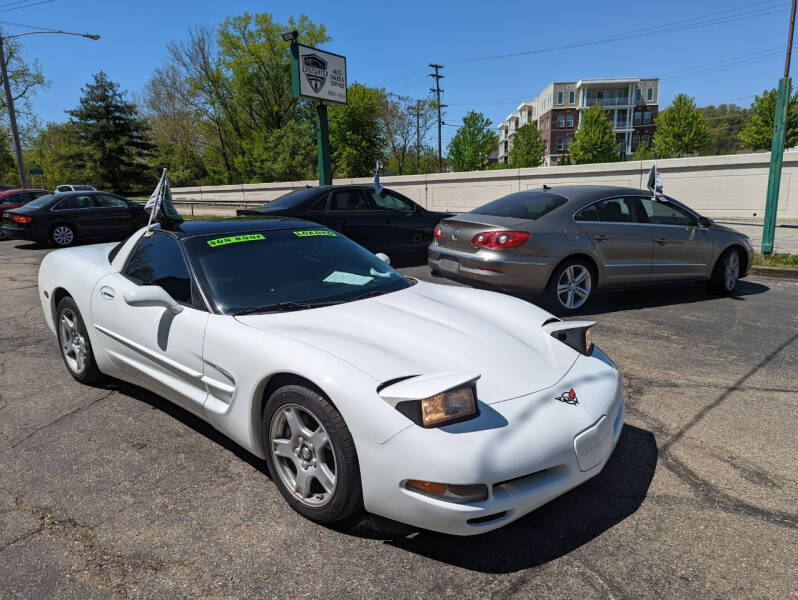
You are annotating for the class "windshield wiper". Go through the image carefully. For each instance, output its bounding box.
[350,289,392,302]
[233,300,338,316]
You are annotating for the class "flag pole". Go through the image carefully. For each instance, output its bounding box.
[144,168,166,237]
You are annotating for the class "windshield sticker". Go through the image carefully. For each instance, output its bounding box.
[323,271,374,286]
[207,233,265,247]
[294,230,337,237]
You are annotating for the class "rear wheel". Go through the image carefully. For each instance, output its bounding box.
[708,248,740,294]
[50,224,75,247]
[56,297,104,384]
[543,258,595,313]
[263,385,362,523]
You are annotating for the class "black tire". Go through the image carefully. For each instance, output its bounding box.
[55,297,104,384]
[262,384,362,524]
[542,257,596,314]
[50,223,76,247]
[707,247,741,295]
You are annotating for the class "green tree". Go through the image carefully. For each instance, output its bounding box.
[67,72,153,194]
[381,94,436,175]
[328,82,386,177]
[447,111,496,171]
[632,140,655,160]
[25,122,84,189]
[508,122,545,168]
[570,103,617,164]
[653,94,709,157]
[701,104,746,155]
[738,89,798,151]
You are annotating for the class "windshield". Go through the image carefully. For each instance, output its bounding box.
[23,194,56,210]
[265,188,321,210]
[185,228,411,314]
[471,191,567,220]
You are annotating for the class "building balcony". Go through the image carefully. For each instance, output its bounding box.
[582,97,633,108]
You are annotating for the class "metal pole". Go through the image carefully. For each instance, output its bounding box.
[762,0,797,254]
[0,37,27,189]
[429,64,445,172]
[316,103,332,186]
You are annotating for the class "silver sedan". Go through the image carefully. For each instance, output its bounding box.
[428,185,754,313]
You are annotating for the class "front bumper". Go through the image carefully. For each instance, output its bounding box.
[356,349,624,535]
[428,245,554,296]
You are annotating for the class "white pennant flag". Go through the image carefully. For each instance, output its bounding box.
[646,163,663,197]
[144,169,183,235]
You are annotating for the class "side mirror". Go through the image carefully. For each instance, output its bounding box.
[698,216,713,228]
[124,285,184,315]
[375,252,391,265]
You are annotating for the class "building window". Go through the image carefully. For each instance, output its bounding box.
[647,88,654,102]
[556,138,564,151]
[634,112,642,125]
[567,114,574,127]
[569,91,575,104]
[557,91,563,105]
[566,138,573,150]
[635,88,642,102]
[642,135,650,144]
[643,112,652,124]
[557,114,565,128]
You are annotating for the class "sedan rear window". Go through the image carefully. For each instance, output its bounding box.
[266,188,321,209]
[471,191,567,220]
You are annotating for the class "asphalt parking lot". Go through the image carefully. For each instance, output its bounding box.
[1,238,796,599]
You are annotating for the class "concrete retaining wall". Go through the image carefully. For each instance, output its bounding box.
[172,152,798,220]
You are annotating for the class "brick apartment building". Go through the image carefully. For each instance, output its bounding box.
[497,77,659,166]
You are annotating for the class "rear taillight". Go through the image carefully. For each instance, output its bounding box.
[433,224,443,239]
[11,215,31,224]
[471,230,530,249]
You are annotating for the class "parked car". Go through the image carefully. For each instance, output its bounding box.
[55,184,97,193]
[428,185,754,313]
[0,188,51,237]
[38,217,622,535]
[2,191,148,246]
[237,185,453,264]
[0,184,13,191]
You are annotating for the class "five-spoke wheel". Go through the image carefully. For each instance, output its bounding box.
[59,307,87,374]
[708,247,741,295]
[545,258,595,313]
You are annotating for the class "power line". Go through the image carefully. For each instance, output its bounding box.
[0,0,55,14]
[0,18,62,32]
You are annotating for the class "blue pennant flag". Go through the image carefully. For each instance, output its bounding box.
[373,161,384,196]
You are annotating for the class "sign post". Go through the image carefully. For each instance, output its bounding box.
[289,41,347,187]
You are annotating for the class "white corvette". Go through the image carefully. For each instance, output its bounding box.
[37,219,624,535]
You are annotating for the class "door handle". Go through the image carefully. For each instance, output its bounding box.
[655,237,669,245]
[99,285,115,300]
[594,234,610,242]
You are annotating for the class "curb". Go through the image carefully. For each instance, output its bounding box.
[750,265,798,280]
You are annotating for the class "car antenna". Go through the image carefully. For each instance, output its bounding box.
[542,184,551,190]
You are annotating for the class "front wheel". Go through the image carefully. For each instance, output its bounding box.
[543,258,595,313]
[263,385,362,524]
[708,248,740,294]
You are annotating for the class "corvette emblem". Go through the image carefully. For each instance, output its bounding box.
[555,388,578,405]
[452,228,460,241]
[302,54,328,93]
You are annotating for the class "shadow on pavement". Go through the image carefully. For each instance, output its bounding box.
[381,424,657,573]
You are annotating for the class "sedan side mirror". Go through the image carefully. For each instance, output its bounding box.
[124,285,184,315]
[698,216,713,228]
[375,252,391,265]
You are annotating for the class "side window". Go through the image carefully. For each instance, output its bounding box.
[123,233,192,304]
[369,190,414,213]
[329,190,369,211]
[639,198,696,226]
[594,197,637,223]
[308,195,328,211]
[575,204,599,222]
[54,195,95,210]
[95,194,129,208]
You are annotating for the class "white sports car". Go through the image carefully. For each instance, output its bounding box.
[37,219,624,535]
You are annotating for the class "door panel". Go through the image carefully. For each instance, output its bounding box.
[326,190,379,250]
[365,189,431,257]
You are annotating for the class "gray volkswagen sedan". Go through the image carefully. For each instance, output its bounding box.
[428,185,753,313]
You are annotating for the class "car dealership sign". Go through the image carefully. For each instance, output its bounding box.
[291,44,347,105]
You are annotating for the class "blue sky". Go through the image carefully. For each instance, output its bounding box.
[6,0,795,148]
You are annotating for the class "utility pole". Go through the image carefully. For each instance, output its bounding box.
[763,0,797,254]
[428,64,446,172]
[409,100,423,173]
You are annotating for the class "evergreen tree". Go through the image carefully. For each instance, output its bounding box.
[68,71,153,194]
[653,94,709,157]
[569,104,617,164]
[447,111,496,171]
[632,140,655,160]
[738,89,798,150]
[508,122,545,168]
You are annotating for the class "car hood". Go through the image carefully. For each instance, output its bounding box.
[235,281,580,404]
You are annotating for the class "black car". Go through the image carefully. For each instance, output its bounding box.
[2,191,148,247]
[237,185,453,264]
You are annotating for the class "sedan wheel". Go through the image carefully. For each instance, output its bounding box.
[269,403,337,508]
[556,264,592,310]
[723,251,740,291]
[51,225,75,247]
[708,248,741,295]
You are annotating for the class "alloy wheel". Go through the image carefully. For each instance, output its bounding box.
[59,308,86,373]
[53,226,74,246]
[269,403,337,507]
[557,264,592,310]
[724,252,740,291]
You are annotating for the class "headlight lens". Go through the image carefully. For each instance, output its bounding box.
[420,386,477,427]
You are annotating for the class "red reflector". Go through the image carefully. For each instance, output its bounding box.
[11,214,32,224]
[471,230,530,249]
[433,224,443,239]
[43,290,49,298]
[476,267,501,273]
